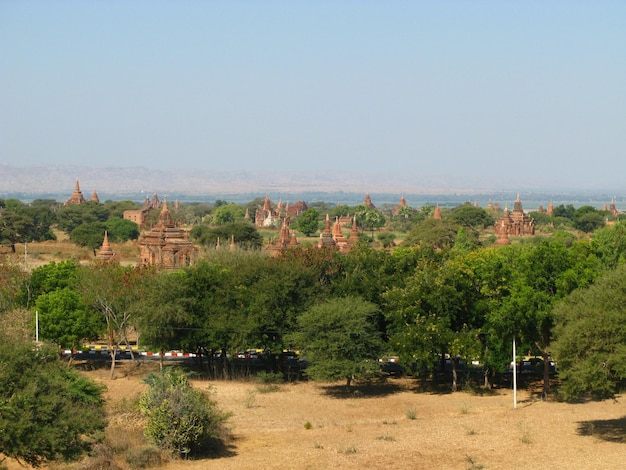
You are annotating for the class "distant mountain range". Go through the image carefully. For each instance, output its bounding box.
[0,164,622,209]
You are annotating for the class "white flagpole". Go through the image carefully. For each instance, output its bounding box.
[513,336,517,409]
[36,310,39,343]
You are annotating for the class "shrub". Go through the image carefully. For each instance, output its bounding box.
[257,371,284,384]
[124,445,163,468]
[139,368,230,458]
[0,340,106,467]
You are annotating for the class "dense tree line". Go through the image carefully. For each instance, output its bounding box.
[2,197,626,402]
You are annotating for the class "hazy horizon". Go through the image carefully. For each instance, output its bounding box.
[1,163,624,211]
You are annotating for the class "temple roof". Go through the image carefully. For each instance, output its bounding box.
[65,178,86,205]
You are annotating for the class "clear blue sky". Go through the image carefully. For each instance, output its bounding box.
[1,1,624,191]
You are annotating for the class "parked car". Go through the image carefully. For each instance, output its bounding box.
[508,356,557,375]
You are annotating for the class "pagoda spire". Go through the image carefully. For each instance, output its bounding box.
[96,231,115,260]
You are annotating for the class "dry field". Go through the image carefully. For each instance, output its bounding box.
[6,363,624,470]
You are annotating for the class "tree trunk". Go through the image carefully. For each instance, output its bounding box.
[221,348,230,380]
[109,347,117,379]
[108,329,117,379]
[451,358,458,392]
[537,331,551,401]
[541,349,550,401]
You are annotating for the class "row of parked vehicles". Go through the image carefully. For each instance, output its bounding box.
[378,354,557,378]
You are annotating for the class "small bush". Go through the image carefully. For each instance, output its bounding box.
[139,368,231,458]
[256,383,282,394]
[466,454,485,470]
[244,389,257,408]
[405,407,417,420]
[124,445,163,468]
[257,371,284,384]
[340,446,357,455]
[73,444,120,470]
[304,421,313,430]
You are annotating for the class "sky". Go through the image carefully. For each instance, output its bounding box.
[1,1,625,191]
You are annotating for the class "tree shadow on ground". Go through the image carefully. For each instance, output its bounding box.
[319,375,503,399]
[577,416,626,443]
[198,436,238,459]
[410,373,504,396]
[320,378,407,399]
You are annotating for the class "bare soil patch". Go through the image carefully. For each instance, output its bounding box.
[4,363,626,470]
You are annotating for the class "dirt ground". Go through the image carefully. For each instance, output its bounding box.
[82,365,626,469]
[164,380,625,470]
[3,363,626,470]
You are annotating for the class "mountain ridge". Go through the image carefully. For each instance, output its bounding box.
[0,164,622,208]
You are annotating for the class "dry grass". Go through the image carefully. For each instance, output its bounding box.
[3,364,626,470]
[34,365,626,469]
[7,238,140,270]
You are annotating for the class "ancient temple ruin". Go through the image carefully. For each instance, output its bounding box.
[494,194,535,237]
[65,179,86,205]
[95,231,115,261]
[138,197,196,269]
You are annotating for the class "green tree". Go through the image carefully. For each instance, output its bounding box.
[448,203,494,228]
[385,254,485,391]
[390,205,422,232]
[69,222,107,251]
[133,267,212,369]
[552,204,576,220]
[191,221,262,249]
[101,200,140,218]
[573,206,605,233]
[0,200,55,252]
[105,217,140,241]
[0,339,106,467]
[281,245,344,287]
[377,232,396,248]
[35,287,103,350]
[232,254,320,353]
[528,211,554,229]
[133,256,251,375]
[452,226,480,252]
[355,206,386,240]
[592,221,626,269]
[483,239,602,398]
[331,244,400,305]
[291,297,384,386]
[78,262,155,378]
[552,264,626,400]
[212,203,245,225]
[139,368,230,457]
[20,260,79,308]
[0,259,27,312]
[402,218,458,250]
[295,208,321,236]
[56,201,108,234]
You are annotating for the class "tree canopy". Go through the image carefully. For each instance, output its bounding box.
[552,264,626,400]
[291,296,384,386]
[0,339,106,467]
